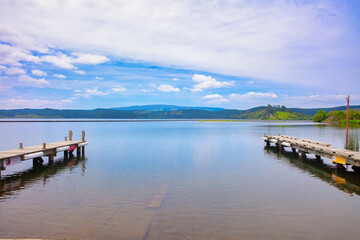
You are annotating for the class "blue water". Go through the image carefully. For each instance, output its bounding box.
[0,121,359,239]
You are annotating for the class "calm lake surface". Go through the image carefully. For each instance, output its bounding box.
[1,120,360,240]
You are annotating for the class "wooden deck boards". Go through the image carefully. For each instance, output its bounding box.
[0,140,83,160]
[263,134,360,166]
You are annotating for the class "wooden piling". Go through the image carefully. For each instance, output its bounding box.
[300,151,307,159]
[77,147,81,157]
[69,130,73,141]
[19,142,23,149]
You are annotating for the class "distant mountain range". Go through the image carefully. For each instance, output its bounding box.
[110,104,224,111]
[0,104,359,120]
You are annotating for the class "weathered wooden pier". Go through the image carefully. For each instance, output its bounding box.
[0,130,88,177]
[263,134,360,170]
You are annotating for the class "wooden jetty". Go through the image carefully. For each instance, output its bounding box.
[263,134,360,170]
[0,130,88,177]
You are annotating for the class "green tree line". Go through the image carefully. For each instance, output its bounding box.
[313,109,360,126]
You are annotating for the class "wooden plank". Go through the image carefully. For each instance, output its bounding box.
[0,140,83,160]
[264,135,360,166]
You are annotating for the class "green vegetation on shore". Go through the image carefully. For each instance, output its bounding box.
[236,105,311,120]
[313,109,360,126]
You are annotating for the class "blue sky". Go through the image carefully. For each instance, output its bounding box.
[0,0,360,110]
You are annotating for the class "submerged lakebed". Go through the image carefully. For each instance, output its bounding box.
[0,120,360,240]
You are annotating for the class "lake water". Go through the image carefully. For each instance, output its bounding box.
[0,120,360,240]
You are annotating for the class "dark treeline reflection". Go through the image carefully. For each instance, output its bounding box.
[265,146,360,196]
[0,156,87,201]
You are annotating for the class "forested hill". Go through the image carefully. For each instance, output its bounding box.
[0,104,358,120]
[0,108,244,119]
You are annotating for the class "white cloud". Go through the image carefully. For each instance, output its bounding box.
[0,43,41,66]
[172,78,179,81]
[0,41,109,70]
[74,69,86,75]
[246,81,254,84]
[157,84,180,92]
[0,1,359,90]
[31,69,47,76]
[191,74,234,92]
[41,53,75,69]
[0,66,26,75]
[110,87,127,93]
[18,75,50,87]
[230,92,278,101]
[53,74,66,79]
[203,94,224,100]
[4,98,72,109]
[96,76,104,80]
[40,53,108,69]
[203,93,229,104]
[72,53,109,65]
[74,87,108,98]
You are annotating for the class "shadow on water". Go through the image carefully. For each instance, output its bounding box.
[346,130,359,151]
[264,146,360,196]
[0,155,87,201]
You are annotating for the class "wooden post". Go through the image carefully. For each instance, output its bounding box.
[81,146,85,157]
[82,130,85,141]
[64,150,68,159]
[69,130,73,141]
[335,163,345,170]
[65,136,68,141]
[0,160,4,177]
[300,151,306,159]
[33,157,44,165]
[266,141,270,147]
[19,142,23,149]
[48,154,54,162]
[292,148,296,153]
[77,147,81,157]
[278,143,284,152]
[43,143,46,149]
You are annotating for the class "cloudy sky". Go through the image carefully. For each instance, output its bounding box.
[0,0,359,110]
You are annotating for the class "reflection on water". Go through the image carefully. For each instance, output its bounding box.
[264,146,360,196]
[1,121,360,240]
[346,130,360,151]
[0,156,87,201]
